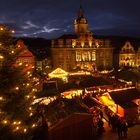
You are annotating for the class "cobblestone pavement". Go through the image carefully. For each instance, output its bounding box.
[98,121,140,140]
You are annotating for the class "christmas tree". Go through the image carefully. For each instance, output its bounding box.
[0,25,39,140]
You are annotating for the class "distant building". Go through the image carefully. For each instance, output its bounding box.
[16,40,35,70]
[51,5,113,71]
[119,41,140,67]
[36,57,52,75]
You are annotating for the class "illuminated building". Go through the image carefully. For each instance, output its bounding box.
[51,5,113,71]
[16,40,35,70]
[119,41,140,67]
[36,58,52,75]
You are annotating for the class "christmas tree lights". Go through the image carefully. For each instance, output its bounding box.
[0,25,41,139]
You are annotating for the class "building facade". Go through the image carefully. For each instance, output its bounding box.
[119,41,140,67]
[16,40,35,70]
[51,5,113,72]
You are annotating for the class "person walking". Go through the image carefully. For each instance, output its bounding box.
[117,118,123,139]
[121,120,128,138]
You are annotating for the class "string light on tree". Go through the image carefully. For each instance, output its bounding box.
[0,25,40,139]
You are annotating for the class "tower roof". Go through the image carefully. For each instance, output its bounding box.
[78,3,84,19]
[76,1,88,24]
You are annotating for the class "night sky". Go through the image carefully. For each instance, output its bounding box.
[0,0,140,39]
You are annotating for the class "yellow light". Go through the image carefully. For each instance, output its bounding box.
[13,121,17,125]
[16,126,19,130]
[29,107,32,111]
[0,27,4,31]
[26,95,30,99]
[81,42,85,47]
[3,120,8,124]
[72,40,76,48]
[0,43,2,46]
[23,128,27,133]
[30,113,33,116]
[33,96,36,99]
[89,41,92,47]
[32,124,36,128]
[18,121,21,125]
[27,83,30,86]
[27,71,31,75]
[15,87,19,90]
[0,96,3,100]
[11,30,15,33]
[19,62,23,66]
[32,89,35,92]
[0,55,4,59]
[11,50,14,54]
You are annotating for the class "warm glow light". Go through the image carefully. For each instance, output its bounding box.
[48,68,68,78]
[15,87,19,90]
[13,121,17,125]
[27,71,31,75]
[23,128,27,133]
[32,124,36,128]
[61,90,83,99]
[0,27,4,31]
[0,55,4,59]
[72,40,76,48]
[26,95,30,99]
[108,87,135,92]
[0,96,3,100]
[89,41,92,47]
[16,126,19,130]
[19,62,23,66]
[29,107,32,111]
[3,120,8,124]
[11,30,15,33]
[81,42,85,47]
[18,121,21,125]
[27,83,30,86]
[30,113,33,116]
[32,88,37,92]
[11,50,14,54]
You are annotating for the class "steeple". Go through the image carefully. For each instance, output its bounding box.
[78,0,84,19]
[74,0,89,34]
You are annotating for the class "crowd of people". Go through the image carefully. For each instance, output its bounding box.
[105,108,128,139]
[90,106,129,139]
[90,106,105,136]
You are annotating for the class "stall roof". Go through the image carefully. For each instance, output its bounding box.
[109,88,140,108]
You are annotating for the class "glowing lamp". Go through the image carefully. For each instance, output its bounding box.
[32,124,36,128]
[11,50,14,54]
[11,30,15,33]
[16,126,19,130]
[0,55,4,59]
[3,120,8,124]
[0,96,3,100]
[23,128,27,133]
[30,113,33,116]
[15,87,19,90]
[0,27,4,31]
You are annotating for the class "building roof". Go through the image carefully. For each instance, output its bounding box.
[57,34,77,39]
[50,113,92,131]
[109,88,140,108]
[120,102,138,109]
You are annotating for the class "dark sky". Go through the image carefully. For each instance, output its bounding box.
[0,0,140,38]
